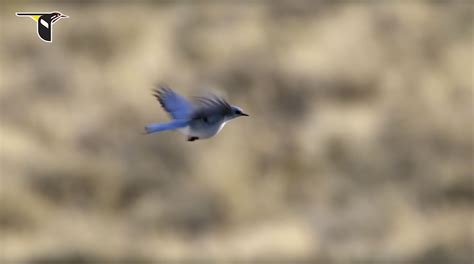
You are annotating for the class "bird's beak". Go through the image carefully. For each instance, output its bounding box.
[241,112,249,117]
[60,14,68,18]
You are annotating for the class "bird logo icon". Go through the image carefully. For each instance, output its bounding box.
[16,11,68,43]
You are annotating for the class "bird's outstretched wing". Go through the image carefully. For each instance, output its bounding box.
[153,84,194,120]
[191,94,232,120]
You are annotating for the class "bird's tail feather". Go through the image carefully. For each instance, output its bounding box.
[144,119,189,134]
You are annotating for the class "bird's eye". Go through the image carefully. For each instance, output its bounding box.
[235,110,241,115]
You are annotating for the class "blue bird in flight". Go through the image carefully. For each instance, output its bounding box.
[145,84,249,141]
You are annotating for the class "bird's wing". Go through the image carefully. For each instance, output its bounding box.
[191,94,232,120]
[153,84,194,120]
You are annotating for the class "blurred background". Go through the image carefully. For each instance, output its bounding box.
[1,1,472,263]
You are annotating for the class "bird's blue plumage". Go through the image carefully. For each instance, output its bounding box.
[145,119,189,134]
[153,85,194,120]
[145,84,248,141]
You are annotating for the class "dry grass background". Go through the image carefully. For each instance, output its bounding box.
[0,1,473,263]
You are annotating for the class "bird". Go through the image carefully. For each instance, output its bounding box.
[144,84,249,141]
[16,11,68,42]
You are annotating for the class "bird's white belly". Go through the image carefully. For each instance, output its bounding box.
[178,122,227,139]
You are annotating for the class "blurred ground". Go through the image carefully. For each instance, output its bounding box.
[0,1,473,263]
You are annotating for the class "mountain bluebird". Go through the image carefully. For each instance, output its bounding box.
[145,84,249,141]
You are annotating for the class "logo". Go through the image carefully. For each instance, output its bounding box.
[16,11,68,42]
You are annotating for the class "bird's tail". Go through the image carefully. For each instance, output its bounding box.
[144,119,189,134]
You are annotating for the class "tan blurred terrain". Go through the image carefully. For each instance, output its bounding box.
[0,1,473,263]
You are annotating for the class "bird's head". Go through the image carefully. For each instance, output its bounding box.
[51,12,68,23]
[228,105,249,120]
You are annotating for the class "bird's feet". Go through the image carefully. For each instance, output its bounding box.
[187,137,199,142]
